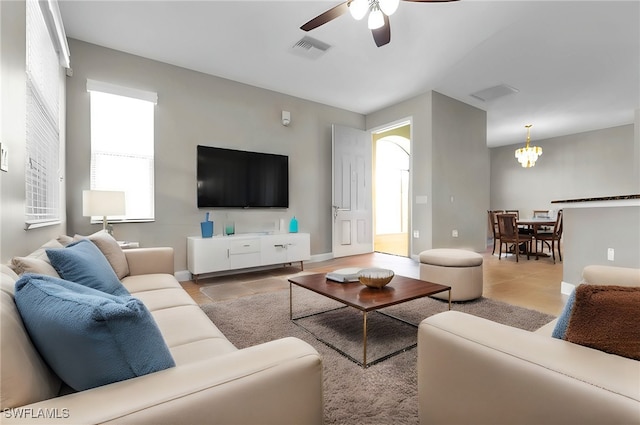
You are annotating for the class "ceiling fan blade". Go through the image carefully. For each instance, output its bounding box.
[371,15,391,47]
[301,2,349,31]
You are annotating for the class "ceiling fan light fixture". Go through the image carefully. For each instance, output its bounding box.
[379,0,399,16]
[368,9,385,29]
[349,0,369,20]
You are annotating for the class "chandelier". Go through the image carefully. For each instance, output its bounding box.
[349,0,399,29]
[515,124,542,168]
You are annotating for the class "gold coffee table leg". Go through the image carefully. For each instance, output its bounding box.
[289,282,293,320]
[363,311,368,367]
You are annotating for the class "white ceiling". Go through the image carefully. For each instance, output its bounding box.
[58,0,640,147]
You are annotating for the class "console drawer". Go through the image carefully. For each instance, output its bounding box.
[228,238,260,255]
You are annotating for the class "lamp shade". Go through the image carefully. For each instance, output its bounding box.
[82,190,126,217]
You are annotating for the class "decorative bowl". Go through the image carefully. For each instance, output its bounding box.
[358,268,394,289]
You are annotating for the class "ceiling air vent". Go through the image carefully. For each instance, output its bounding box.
[470,84,519,102]
[290,36,331,60]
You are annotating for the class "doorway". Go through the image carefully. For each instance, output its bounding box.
[373,123,410,257]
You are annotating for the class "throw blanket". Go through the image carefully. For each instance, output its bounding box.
[565,285,640,361]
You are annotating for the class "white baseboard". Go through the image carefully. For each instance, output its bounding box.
[175,270,192,282]
[309,252,333,263]
[560,281,576,296]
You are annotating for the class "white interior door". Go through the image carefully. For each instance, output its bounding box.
[332,124,373,258]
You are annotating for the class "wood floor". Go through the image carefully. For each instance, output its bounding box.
[181,248,566,316]
[374,233,409,257]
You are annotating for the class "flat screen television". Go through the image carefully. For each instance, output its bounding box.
[197,145,289,208]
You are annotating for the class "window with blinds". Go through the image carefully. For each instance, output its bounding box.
[88,82,157,222]
[25,0,62,228]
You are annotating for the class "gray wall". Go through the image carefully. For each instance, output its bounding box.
[636,109,640,187]
[431,92,489,251]
[563,206,640,285]
[367,91,489,256]
[490,124,637,216]
[65,39,364,271]
[0,0,67,264]
[367,92,434,256]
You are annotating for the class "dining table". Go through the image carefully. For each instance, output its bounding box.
[516,217,557,258]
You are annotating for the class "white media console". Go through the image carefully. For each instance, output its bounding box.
[187,233,310,282]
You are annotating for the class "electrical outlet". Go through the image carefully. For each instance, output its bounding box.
[0,143,8,172]
[452,229,459,238]
[413,230,419,238]
[607,248,615,261]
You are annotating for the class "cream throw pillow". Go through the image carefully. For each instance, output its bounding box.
[10,239,63,278]
[11,257,60,278]
[57,234,74,247]
[74,231,130,279]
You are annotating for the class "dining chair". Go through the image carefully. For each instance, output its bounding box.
[487,210,504,255]
[496,213,533,262]
[506,209,535,236]
[505,209,519,219]
[532,209,552,249]
[532,210,549,218]
[535,209,563,263]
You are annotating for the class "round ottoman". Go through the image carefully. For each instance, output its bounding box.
[419,248,483,301]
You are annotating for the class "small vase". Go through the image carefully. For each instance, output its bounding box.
[289,216,298,233]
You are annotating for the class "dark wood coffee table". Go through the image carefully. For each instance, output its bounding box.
[288,273,451,368]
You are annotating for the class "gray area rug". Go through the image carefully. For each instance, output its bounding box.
[201,286,555,425]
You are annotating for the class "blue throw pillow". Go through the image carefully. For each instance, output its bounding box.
[46,238,129,296]
[14,274,175,391]
[551,287,577,339]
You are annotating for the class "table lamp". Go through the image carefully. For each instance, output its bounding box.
[82,190,126,233]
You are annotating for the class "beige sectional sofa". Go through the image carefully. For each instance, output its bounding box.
[418,265,640,425]
[1,238,323,424]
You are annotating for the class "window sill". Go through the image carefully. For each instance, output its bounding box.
[24,220,62,230]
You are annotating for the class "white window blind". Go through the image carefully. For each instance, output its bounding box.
[25,0,62,228]
[88,83,156,222]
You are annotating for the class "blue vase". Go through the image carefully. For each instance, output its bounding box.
[200,221,213,238]
[289,216,298,233]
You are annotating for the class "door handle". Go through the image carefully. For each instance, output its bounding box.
[332,205,349,221]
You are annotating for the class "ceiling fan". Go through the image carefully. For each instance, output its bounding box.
[300,0,459,48]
